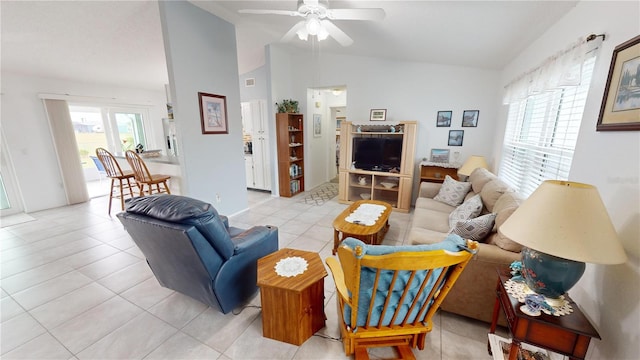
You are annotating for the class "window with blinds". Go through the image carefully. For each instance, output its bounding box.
[498,56,596,197]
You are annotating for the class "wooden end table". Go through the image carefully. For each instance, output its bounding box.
[332,200,392,255]
[257,248,328,345]
[489,268,601,360]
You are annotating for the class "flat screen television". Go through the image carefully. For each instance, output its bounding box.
[352,137,403,171]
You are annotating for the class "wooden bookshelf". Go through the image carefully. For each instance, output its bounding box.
[276,113,304,197]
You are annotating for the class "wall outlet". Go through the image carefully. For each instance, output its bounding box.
[216,193,221,203]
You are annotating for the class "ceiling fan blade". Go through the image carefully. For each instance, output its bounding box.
[325,8,386,21]
[320,20,353,47]
[239,9,302,17]
[303,0,319,6]
[281,21,307,42]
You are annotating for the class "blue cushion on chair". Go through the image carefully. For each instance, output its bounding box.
[340,234,471,327]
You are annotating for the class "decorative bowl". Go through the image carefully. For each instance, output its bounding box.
[360,193,371,200]
[380,182,397,189]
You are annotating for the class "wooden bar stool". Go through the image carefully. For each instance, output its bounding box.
[95,148,137,214]
[125,150,172,196]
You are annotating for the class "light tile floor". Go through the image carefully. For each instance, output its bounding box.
[0,188,505,359]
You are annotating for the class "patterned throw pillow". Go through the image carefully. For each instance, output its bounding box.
[448,194,483,229]
[450,213,497,242]
[434,175,472,207]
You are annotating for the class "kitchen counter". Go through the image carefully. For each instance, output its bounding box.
[113,153,179,165]
[113,152,183,194]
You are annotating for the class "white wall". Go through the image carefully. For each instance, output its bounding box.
[159,1,247,214]
[496,1,640,358]
[267,46,500,199]
[239,65,268,102]
[0,72,166,212]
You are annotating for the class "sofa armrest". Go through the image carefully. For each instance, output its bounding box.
[419,182,442,199]
[231,225,278,254]
[474,242,521,264]
[439,242,520,325]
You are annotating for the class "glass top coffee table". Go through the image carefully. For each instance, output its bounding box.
[332,200,392,254]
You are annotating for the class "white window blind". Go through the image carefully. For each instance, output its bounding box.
[499,56,596,197]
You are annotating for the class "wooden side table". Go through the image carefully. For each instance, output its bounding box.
[489,268,601,360]
[257,248,328,345]
[420,163,459,183]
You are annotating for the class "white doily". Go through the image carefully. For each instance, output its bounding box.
[345,203,387,226]
[274,256,308,277]
[504,278,573,316]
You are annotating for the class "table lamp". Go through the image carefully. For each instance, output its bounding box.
[500,180,627,306]
[458,155,489,179]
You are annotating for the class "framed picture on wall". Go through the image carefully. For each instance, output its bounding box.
[198,92,228,134]
[436,111,452,127]
[462,110,479,127]
[313,114,322,137]
[597,35,640,131]
[448,130,464,146]
[430,149,450,163]
[370,109,387,121]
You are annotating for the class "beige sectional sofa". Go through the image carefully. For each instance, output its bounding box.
[408,168,524,324]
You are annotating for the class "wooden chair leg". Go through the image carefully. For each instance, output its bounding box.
[354,347,370,360]
[396,345,416,360]
[118,178,126,211]
[163,181,171,194]
[126,178,135,199]
[108,178,116,214]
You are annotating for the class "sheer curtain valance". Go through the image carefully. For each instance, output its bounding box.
[502,35,603,104]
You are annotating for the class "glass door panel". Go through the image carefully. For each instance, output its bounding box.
[113,111,146,152]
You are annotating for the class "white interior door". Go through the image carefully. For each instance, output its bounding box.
[251,100,271,191]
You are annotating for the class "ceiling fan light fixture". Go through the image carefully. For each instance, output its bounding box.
[317,26,329,41]
[296,28,309,41]
[306,16,321,35]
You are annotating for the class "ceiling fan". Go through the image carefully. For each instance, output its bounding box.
[238,0,385,47]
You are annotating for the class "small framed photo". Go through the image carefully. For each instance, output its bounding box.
[462,110,479,127]
[370,109,387,121]
[430,149,450,163]
[198,92,228,134]
[313,114,322,137]
[436,111,452,127]
[448,130,464,146]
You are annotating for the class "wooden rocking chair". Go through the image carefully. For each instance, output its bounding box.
[326,235,478,360]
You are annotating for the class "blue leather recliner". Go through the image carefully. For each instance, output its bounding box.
[117,194,278,313]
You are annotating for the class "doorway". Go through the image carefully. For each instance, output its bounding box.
[305,86,346,189]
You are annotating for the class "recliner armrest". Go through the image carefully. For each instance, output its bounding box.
[231,225,278,254]
[219,215,230,229]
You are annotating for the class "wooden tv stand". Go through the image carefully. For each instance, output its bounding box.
[337,121,417,212]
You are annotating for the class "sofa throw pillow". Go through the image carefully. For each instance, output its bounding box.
[434,175,472,207]
[448,194,483,229]
[450,213,497,242]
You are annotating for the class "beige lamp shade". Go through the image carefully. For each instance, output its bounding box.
[458,156,489,176]
[500,180,627,264]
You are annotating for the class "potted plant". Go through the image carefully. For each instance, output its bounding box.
[276,99,299,113]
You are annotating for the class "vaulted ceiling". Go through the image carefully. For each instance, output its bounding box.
[1,1,578,90]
